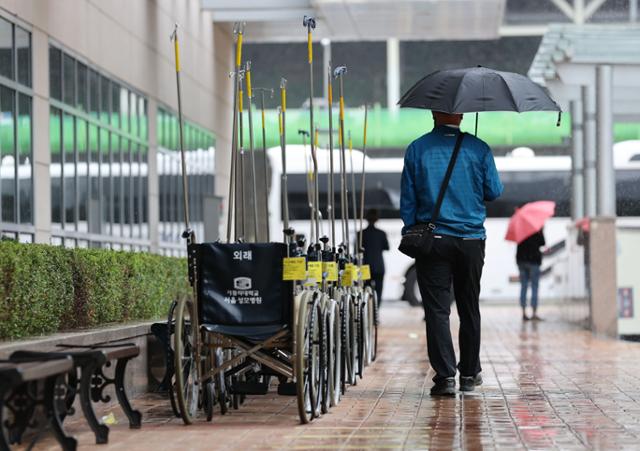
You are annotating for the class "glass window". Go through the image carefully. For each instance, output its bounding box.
[1,86,16,222]
[129,91,138,137]
[63,113,75,229]
[100,75,110,124]
[76,118,88,230]
[62,53,75,106]
[100,128,111,234]
[50,107,62,225]
[15,26,30,87]
[111,82,120,129]
[49,46,62,100]
[18,93,31,223]
[88,69,99,119]
[76,62,87,111]
[120,86,129,133]
[0,18,13,80]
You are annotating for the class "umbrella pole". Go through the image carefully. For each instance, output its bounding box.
[334,66,349,255]
[358,105,368,262]
[303,15,319,245]
[327,63,336,250]
[238,75,246,241]
[349,131,358,256]
[226,22,243,242]
[245,61,259,242]
[255,87,273,242]
[170,24,192,240]
[474,112,478,137]
[279,78,290,243]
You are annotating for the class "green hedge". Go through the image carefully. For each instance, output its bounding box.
[0,241,190,340]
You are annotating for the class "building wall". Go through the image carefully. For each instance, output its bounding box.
[0,0,233,249]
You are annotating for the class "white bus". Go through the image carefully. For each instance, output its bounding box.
[267,141,640,304]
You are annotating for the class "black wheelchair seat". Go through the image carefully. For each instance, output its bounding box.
[201,323,288,342]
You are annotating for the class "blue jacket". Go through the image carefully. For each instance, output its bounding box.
[400,125,503,239]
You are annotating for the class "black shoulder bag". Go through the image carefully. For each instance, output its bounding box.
[398,131,465,259]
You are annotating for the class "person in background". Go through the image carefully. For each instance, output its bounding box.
[400,111,503,396]
[517,228,546,321]
[359,209,389,306]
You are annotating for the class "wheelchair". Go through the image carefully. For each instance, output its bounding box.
[172,237,327,424]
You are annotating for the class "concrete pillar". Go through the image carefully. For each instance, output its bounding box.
[582,84,597,217]
[631,0,638,22]
[386,38,400,111]
[596,65,615,217]
[147,99,159,253]
[570,99,584,220]
[31,28,51,244]
[589,217,618,337]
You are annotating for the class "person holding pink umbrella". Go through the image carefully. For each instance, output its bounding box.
[505,201,555,321]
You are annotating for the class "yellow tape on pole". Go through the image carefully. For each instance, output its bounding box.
[308,31,313,63]
[174,38,180,72]
[278,110,283,137]
[238,89,243,113]
[281,88,286,113]
[328,82,333,105]
[236,33,243,68]
[363,108,368,147]
[315,128,319,148]
[339,97,344,121]
[246,70,252,99]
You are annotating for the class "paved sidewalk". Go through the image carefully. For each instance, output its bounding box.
[24,302,640,450]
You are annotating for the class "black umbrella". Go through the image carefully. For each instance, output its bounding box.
[398,66,561,134]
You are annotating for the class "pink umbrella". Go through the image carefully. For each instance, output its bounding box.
[505,201,556,243]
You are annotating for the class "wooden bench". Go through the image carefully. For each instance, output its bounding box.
[0,357,76,451]
[11,342,142,445]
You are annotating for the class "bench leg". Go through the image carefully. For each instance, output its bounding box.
[79,361,109,444]
[115,358,142,428]
[45,376,77,451]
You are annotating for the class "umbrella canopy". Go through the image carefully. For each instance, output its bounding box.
[505,201,556,244]
[399,67,561,115]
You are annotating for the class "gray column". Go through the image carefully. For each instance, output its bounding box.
[582,84,597,217]
[147,99,159,253]
[570,99,584,219]
[31,29,51,244]
[631,0,638,22]
[386,38,400,111]
[596,65,615,217]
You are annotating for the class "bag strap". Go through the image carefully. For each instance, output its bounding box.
[428,131,465,231]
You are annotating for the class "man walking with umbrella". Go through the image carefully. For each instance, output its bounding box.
[398,66,560,396]
[400,111,503,395]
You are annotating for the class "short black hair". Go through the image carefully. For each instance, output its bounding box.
[365,208,379,223]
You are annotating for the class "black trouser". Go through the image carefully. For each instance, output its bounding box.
[416,235,485,382]
[371,272,384,306]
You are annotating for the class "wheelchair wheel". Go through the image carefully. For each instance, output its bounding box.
[319,298,331,415]
[330,297,342,406]
[214,349,228,415]
[358,295,369,377]
[295,291,320,423]
[204,379,215,422]
[340,293,352,393]
[166,300,180,418]
[348,294,359,385]
[174,298,200,424]
[368,287,378,362]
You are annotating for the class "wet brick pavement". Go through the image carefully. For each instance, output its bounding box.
[20,302,640,450]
